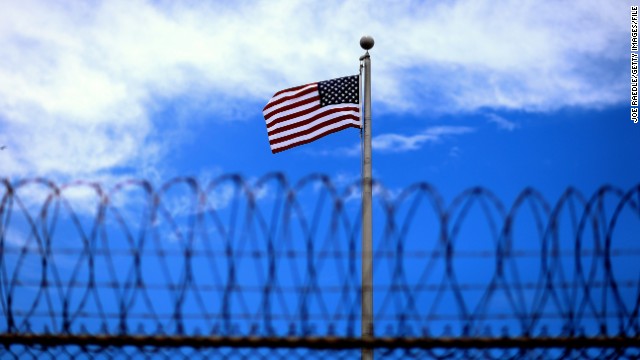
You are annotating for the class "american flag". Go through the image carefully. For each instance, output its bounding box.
[263,75,361,154]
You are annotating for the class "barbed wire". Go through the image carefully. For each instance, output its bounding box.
[0,174,639,358]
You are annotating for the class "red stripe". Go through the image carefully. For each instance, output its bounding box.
[264,95,320,123]
[269,114,361,145]
[263,85,318,113]
[271,82,316,98]
[271,123,361,154]
[267,106,360,136]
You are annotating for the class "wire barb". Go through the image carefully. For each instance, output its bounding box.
[0,175,639,359]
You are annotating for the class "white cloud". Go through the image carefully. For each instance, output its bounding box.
[373,126,475,152]
[0,0,624,179]
[4,227,30,248]
[486,114,518,131]
[373,133,430,152]
[316,125,474,156]
[449,146,462,158]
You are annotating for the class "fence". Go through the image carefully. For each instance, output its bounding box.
[0,174,639,358]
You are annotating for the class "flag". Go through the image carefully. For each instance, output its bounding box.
[263,75,361,154]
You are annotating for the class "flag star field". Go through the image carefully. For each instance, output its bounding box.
[319,76,360,106]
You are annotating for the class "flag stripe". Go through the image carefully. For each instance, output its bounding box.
[271,123,361,154]
[271,82,317,99]
[268,106,360,137]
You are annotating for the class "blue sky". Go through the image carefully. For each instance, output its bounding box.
[0,0,639,339]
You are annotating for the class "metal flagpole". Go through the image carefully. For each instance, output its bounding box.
[359,35,374,360]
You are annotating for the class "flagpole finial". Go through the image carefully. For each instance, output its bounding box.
[360,36,374,51]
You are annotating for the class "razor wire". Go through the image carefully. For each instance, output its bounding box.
[0,174,639,358]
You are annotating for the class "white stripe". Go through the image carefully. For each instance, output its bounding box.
[264,97,321,125]
[270,118,361,150]
[268,108,360,140]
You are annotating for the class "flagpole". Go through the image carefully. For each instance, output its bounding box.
[360,35,374,360]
